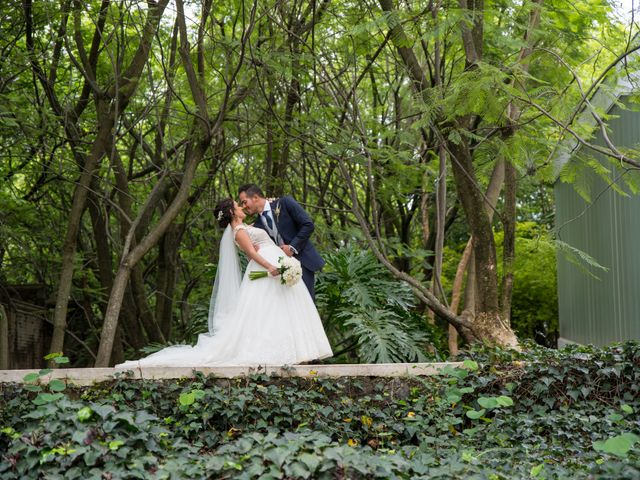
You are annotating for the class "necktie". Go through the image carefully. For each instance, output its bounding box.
[262,211,273,230]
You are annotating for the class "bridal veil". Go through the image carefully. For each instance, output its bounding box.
[207,225,241,333]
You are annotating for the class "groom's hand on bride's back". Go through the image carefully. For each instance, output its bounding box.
[280,244,295,257]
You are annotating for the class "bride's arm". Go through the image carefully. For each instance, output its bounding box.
[234,229,278,276]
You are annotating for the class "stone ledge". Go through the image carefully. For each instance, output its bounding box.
[0,362,462,386]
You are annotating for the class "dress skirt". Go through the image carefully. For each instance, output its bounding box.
[116,244,332,368]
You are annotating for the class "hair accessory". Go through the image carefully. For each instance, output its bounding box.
[217,210,224,221]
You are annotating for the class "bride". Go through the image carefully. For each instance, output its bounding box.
[116,198,333,368]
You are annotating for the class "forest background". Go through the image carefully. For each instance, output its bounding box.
[1,0,639,367]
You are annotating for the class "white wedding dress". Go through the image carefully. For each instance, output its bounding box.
[116,224,332,368]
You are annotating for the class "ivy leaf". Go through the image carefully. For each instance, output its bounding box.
[621,404,634,414]
[608,413,623,422]
[286,461,310,478]
[477,397,499,409]
[83,449,102,467]
[461,449,476,462]
[462,360,479,371]
[530,463,545,477]
[53,356,70,365]
[264,446,290,466]
[466,409,486,419]
[93,404,115,419]
[48,379,66,392]
[108,440,124,451]
[32,393,63,405]
[1,427,20,440]
[23,373,40,383]
[77,407,93,422]
[593,433,640,458]
[446,389,463,404]
[179,392,195,406]
[298,453,320,473]
[135,411,158,425]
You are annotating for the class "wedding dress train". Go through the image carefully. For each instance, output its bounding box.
[115,224,332,368]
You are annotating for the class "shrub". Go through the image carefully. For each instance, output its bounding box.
[316,248,444,363]
[1,343,639,478]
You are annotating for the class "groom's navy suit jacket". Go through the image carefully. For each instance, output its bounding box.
[254,196,325,272]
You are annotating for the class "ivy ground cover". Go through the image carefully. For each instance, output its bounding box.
[1,343,639,479]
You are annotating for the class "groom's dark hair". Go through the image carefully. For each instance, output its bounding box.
[238,183,264,198]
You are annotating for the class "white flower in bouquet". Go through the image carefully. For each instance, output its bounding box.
[279,256,302,286]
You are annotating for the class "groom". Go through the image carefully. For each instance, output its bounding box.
[238,184,324,301]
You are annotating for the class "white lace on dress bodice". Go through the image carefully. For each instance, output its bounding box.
[233,224,275,248]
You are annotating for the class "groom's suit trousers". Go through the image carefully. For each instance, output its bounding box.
[302,265,315,302]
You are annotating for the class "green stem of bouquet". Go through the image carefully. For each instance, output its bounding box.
[249,271,269,280]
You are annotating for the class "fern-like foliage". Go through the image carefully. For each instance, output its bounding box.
[317,249,436,363]
[341,309,429,363]
[555,239,609,280]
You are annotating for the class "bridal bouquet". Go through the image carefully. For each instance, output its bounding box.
[249,256,302,286]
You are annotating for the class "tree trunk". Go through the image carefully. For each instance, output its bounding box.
[448,242,473,355]
[111,145,165,344]
[156,224,181,339]
[429,144,447,323]
[120,289,146,351]
[97,264,133,365]
[501,160,517,324]
[449,140,519,348]
[131,266,165,343]
[49,105,114,363]
[449,159,506,350]
[460,249,477,337]
[111,324,125,365]
[86,187,143,352]
[87,190,113,296]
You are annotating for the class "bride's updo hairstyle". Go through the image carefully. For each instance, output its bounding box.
[214,198,235,229]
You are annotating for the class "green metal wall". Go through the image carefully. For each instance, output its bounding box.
[555,98,640,346]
